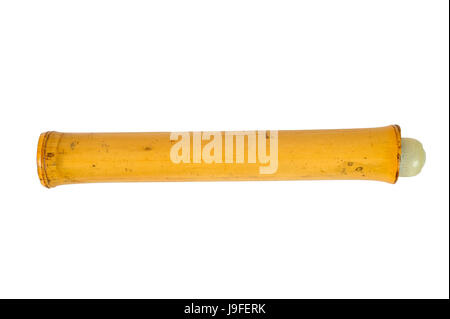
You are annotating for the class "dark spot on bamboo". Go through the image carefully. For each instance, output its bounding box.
[144,146,152,151]
[355,167,363,172]
[92,164,96,167]
[347,162,354,166]
[47,152,54,158]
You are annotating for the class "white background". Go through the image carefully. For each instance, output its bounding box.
[0,1,448,298]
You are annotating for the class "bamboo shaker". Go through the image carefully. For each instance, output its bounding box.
[37,125,425,188]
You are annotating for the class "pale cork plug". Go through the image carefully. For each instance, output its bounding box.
[399,138,426,177]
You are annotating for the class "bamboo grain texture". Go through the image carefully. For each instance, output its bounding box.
[37,125,401,187]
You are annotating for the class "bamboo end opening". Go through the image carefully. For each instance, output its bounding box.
[37,131,52,188]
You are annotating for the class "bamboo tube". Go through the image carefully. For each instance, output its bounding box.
[37,125,412,188]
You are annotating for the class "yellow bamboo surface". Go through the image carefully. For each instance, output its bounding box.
[37,125,401,188]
